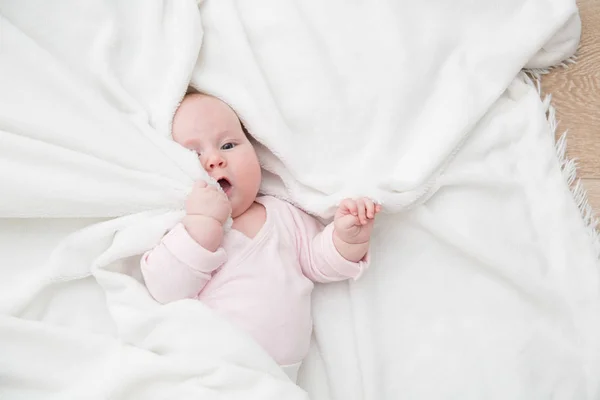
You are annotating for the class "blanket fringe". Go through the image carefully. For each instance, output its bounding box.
[525,54,578,80]
[522,60,600,259]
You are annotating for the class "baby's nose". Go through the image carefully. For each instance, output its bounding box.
[209,159,224,169]
[205,153,226,170]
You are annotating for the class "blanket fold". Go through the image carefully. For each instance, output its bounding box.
[190,0,580,218]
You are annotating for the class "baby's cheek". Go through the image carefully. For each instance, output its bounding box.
[240,154,262,186]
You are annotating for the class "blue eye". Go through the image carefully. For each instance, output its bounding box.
[221,143,235,150]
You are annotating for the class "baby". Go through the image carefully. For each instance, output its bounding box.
[141,93,380,381]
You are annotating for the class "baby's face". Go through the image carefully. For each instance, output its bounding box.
[172,94,261,218]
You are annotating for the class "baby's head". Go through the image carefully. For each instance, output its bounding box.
[172,93,261,218]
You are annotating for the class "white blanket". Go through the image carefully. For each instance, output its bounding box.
[1,0,598,399]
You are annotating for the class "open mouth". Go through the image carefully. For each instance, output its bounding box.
[217,178,232,194]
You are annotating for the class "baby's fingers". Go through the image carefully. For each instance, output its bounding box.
[356,198,368,225]
[364,198,376,219]
[194,180,208,189]
[336,213,359,231]
[339,198,359,217]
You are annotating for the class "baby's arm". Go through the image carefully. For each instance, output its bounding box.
[142,180,231,304]
[141,223,227,304]
[289,198,379,283]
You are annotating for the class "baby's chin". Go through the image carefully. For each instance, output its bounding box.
[229,196,245,218]
[230,192,259,218]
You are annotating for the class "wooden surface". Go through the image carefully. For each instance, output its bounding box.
[542,0,600,214]
[582,178,600,212]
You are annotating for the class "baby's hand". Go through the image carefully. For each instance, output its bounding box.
[185,180,231,223]
[183,180,231,251]
[333,198,381,245]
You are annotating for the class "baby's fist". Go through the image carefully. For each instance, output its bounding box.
[182,180,230,251]
[334,198,381,244]
[185,180,231,224]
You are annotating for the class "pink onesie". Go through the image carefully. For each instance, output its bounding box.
[141,195,369,369]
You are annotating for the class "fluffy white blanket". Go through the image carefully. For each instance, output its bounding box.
[1,0,598,398]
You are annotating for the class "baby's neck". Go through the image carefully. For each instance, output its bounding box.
[231,201,266,239]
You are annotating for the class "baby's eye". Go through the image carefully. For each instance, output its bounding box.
[221,143,235,150]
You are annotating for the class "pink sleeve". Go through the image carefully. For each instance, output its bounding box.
[288,205,369,283]
[140,223,227,304]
